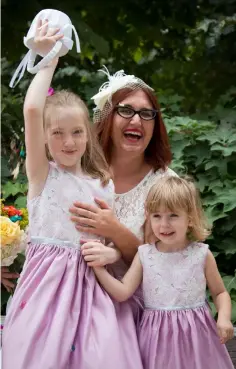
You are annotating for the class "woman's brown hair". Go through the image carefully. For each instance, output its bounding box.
[44,90,111,186]
[94,87,172,171]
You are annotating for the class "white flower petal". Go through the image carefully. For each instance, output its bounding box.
[91,69,141,111]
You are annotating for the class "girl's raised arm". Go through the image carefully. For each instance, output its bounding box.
[93,252,143,302]
[23,20,63,191]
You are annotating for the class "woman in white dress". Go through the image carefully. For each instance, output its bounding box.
[70,68,176,365]
[70,67,176,261]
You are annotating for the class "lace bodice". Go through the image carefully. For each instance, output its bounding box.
[138,242,208,309]
[27,162,114,245]
[114,168,176,241]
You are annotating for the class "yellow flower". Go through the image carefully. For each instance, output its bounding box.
[1,216,22,246]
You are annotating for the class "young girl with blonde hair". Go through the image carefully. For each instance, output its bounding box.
[88,176,234,369]
[2,20,143,369]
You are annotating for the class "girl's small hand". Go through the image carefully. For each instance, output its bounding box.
[81,240,121,267]
[217,317,234,344]
[33,19,64,57]
[70,198,118,239]
[1,267,20,293]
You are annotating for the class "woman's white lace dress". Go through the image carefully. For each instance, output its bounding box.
[114,168,176,240]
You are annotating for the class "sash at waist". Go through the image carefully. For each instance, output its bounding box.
[30,236,81,249]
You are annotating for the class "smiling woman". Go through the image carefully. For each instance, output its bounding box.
[71,68,175,244]
[114,104,156,144]
[70,67,177,367]
[109,90,156,158]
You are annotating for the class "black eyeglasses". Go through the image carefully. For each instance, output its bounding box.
[115,105,158,121]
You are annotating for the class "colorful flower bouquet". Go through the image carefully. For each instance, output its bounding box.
[1,216,26,267]
[1,202,28,312]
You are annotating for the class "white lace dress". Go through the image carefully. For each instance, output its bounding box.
[114,168,176,241]
[107,168,177,330]
[111,168,176,280]
[3,163,143,369]
[137,242,234,369]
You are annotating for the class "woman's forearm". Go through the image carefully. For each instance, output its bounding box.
[111,221,141,263]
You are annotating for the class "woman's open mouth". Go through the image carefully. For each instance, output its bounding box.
[123,129,143,142]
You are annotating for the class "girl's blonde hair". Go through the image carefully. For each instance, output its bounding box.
[145,176,211,241]
[43,90,111,186]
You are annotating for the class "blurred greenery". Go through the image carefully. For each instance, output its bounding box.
[1,0,236,321]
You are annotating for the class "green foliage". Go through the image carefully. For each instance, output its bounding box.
[165,89,236,322]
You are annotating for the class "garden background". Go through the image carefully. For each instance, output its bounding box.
[1,0,236,321]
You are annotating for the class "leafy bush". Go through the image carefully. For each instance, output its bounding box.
[163,90,236,322]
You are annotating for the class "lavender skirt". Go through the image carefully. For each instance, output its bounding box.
[2,239,143,369]
[138,304,234,369]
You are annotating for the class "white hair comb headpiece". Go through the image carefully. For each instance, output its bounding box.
[91,66,153,124]
[91,66,140,111]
